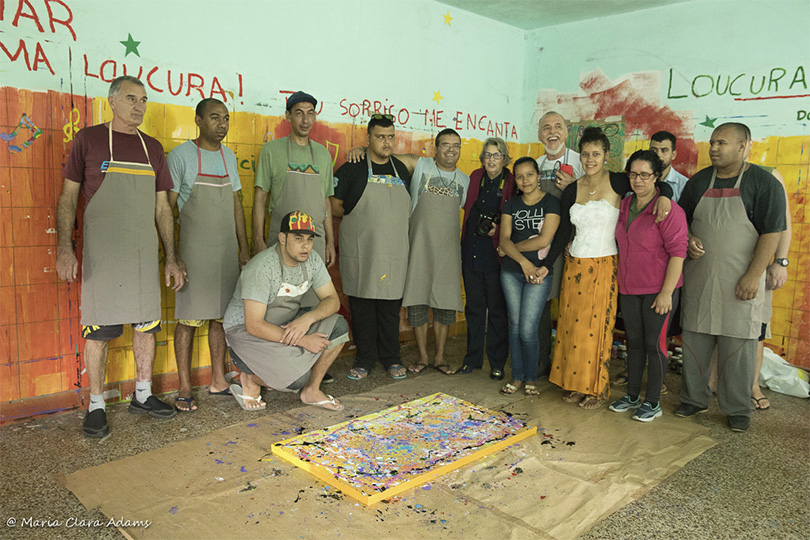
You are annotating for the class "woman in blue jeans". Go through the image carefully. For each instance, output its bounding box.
[498,157,561,395]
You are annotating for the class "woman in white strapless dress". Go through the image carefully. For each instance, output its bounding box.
[547,127,672,409]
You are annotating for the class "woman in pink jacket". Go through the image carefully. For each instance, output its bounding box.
[609,150,688,422]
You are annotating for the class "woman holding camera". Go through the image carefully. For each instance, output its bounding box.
[459,138,516,379]
[545,127,673,409]
[498,157,560,395]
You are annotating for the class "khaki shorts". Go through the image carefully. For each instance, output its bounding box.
[177,318,224,328]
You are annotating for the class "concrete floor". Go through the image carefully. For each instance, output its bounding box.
[0,335,808,540]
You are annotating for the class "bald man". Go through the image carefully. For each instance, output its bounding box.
[676,122,786,432]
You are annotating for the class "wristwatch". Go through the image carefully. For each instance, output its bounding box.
[775,258,789,267]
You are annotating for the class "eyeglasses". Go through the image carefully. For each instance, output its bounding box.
[483,152,504,160]
[370,113,394,121]
[628,172,655,180]
[439,143,461,150]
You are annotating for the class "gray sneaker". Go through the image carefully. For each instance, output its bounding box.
[609,395,641,412]
[632,401,663,422]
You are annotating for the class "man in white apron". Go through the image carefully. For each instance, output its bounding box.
[676,123,786,432]
[56,76,186,438]
[167,98,250,412]
[534,111,584,377]
[223,212,349,411]
[331,115,411,380]
[343,129,470,374]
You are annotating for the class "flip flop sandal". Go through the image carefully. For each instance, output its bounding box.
[752,397,771,410]
[524,385,540,396]
[578,396,603,409]
[347,367,369,380]
[563,391,585,403]
[388,364,407,379]
[434,364,455,375]
[230,383,266,411]
[302,394,345,411]
[174,396,197,413]
[500,383,519,395]
[408,362,430,374]
[208,388,232,396]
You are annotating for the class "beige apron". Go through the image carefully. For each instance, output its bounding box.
[537,155,570,299]
[174,143,239,320]
[682,164,766,339]
[401,165,463,311]
[339,156,410,299]
[268,138,327,259]
[225,246,342,390]
[80,124,159,326]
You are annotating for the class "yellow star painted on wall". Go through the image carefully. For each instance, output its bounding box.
[443,11,453,26]
[433,90,444,104]
[120,33,141,57]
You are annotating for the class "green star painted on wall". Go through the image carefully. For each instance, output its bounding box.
[120,34,141,57]
[699,115,717,128]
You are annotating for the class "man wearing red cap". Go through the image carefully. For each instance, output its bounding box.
[223,211,348,411]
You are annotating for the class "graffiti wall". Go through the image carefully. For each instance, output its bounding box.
[1,0,808,420]
[524,0,810,366]
[0,0,535,419]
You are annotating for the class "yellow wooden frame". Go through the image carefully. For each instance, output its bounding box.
[269,392,537,506]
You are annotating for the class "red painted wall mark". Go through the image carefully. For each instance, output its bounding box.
[538,69,697,175]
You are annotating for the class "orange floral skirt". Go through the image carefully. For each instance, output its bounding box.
[549,255,618,400]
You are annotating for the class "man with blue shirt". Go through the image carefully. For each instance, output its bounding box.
[168,98,250,412]
[650,131,688,202]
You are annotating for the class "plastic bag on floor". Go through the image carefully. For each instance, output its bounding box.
[760,347,810,398]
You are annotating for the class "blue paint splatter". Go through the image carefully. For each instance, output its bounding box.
[247,423,258,428]
[241,466,247,472]
[215,459,224,464]
[169,506,178,515]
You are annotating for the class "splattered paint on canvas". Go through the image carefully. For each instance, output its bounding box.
[269,393,536,505]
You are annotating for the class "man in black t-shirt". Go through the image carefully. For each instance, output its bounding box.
[675,123,786,432]
[331,116,412,381]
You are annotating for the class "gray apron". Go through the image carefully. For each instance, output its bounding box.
[402,165,463,311]
[537,154,567,299]
[80,124,159,325]
[226,246,342,390]
[268,138,327,259]
[338,156,410,299]
[682,164,766,339]
[174,143,239,320]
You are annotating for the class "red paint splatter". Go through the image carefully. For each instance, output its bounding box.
[537,69,698,176]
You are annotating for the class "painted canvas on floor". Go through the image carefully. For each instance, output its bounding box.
[269,392,537,505]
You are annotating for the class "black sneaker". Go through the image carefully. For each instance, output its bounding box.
[128,395,177,419]
[674,403,708,418]
[83,409,109,438]
[322,372,335,384]
[728,415,750,432]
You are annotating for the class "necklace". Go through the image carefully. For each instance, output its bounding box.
[589,189,597,195]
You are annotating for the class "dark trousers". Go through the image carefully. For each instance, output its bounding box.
[348,296,402,371]
[537,300,553,377]
[620,290,679,404]
[462,267,508,370]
